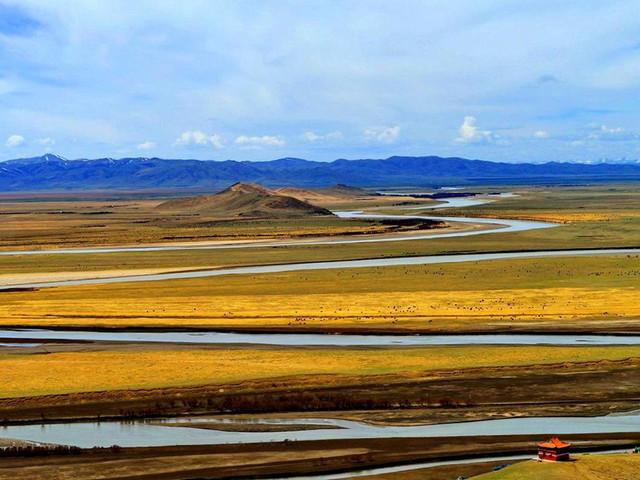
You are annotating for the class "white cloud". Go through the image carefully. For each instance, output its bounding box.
[455,116,493,144]
[36,137,55,146]
[172,130,222,148]
[534,130,550,139]
[587,125,637,141]
[570,140,585,147]
[364,126,400,143]
[5,134,25,147]
[235,135,285,147]
[304,132,321,141]
[36,137,55,152]
[303,131,344,141]
[137,140,156,150]
[3,2,640,162]
[601,125,625,134]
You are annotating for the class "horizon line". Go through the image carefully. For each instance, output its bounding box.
[3,153,640,166]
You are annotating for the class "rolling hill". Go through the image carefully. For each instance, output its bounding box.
[275,184,372,204]
[156,182,334,218]
[1,154,640,191]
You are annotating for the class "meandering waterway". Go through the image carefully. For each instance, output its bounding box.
[3,329,640,347]
[1,192,638,477]
[0,193,551,257]
[11,192,637,292]
[2,414,639,448]
[2,247,638,290]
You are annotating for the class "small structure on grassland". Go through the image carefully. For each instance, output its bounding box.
[537,437,571,461]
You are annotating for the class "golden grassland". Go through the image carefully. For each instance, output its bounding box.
[2,345,640,398]
[473,454,640,480]
[0,194,415,250]
[1,255,638,330]
[472,212,639,223]
[0,185,638,279]
[0,209,636,278]
[424,184,640,219]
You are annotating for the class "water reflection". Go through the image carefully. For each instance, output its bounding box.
[1,414,639,448]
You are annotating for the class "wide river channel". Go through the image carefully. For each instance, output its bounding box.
[2,193,638,477]
[2,193,639,290]
[0,193,552,257]
[3,247,639,290]
[3,414,640,449]
[3,329,640,347]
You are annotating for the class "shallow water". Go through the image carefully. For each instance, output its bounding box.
[3,329,640,347]
[2,247,638,290]
[1,414,639,448]
[281,454,532,480]
[0,193,546,257]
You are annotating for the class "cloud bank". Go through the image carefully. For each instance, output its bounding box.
[173,131,223,148]
[1,1,639,162]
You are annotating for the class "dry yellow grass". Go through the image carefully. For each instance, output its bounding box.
[3,286,639,329]
[442,212,640,224]
[0,195,413,250]
[1,256,638,330]
[2,345,639,398]
[473,454,640,480]
[516,212,636,222]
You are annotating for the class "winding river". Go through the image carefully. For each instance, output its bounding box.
[4,192,637,291]
[0,192,564,289]
[2,192,638,477]
[2,247,638,290]
[3,329,640,347]
[0,193,552,257]
[2,414,640,449]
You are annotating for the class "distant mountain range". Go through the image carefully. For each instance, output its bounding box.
[1,153,640,191]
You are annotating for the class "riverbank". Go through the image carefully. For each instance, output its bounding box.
[1,252,638,335]
[0,433,638,480]
[472,452,640,480]
[0,350,638,424]
[2,185,639,478]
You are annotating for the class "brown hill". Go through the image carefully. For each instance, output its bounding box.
[156,182,334,218]
[276,184,372,204]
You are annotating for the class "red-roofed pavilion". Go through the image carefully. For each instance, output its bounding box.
[537,437,571,461]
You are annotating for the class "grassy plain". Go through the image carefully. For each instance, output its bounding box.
[1,184,639,473]
[0,191,420,251]
[472,454,640,480]
[0,185,638,280]
[0,198,403,249]
[426,185,640,222]
[2,344,640,398]
[2,255,637,331]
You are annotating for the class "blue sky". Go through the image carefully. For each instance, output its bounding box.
[0,0,639,162]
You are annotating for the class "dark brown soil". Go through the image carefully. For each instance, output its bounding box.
[0,434,639,480]
[1,356,638,425]
[153,421,343,432]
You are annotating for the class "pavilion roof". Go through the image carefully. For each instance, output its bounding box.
[537,437,571,449]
